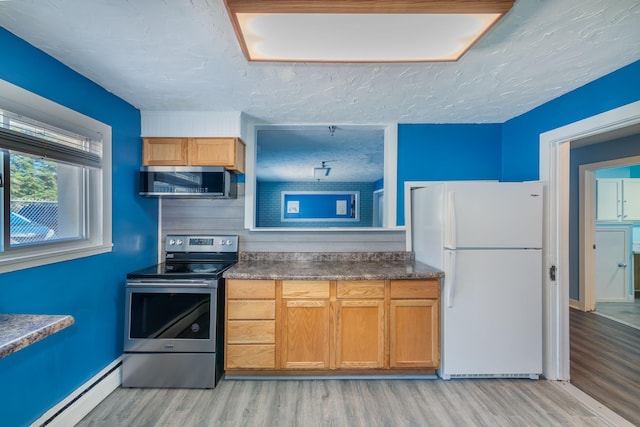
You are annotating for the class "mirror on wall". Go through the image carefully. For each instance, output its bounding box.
[254,125,385,228]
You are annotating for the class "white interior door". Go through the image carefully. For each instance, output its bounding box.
[595,227,630,302]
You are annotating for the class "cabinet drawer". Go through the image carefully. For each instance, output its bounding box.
[390,280,439,299]
[227,280,276,299]
[227,320,275,344]
[337,280,384,299]
[227,300,275,320]
[226,345,275,369]
[282,280,330,299]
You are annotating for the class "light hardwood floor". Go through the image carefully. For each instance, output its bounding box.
[570,308,640,426]
[77,378,621,426]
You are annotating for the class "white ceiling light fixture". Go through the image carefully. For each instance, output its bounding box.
[223,0,515,63]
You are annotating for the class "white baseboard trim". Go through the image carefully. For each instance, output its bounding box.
[31,357,123,427]
[569,298,582,311]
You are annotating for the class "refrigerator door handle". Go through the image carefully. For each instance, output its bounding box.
[444,191,457,249]
[445,250,457,308]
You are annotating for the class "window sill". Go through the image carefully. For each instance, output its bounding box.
[0,242,113,274]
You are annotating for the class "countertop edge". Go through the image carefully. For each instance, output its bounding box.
[224,273,444,280]
[223,259,444,281]
[0,314,75,359]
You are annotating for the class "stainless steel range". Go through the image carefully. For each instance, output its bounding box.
[122,234,238,389]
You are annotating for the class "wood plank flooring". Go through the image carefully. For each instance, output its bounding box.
[570,308,640,426]
[595,299,640,330]
[77,378,619,426]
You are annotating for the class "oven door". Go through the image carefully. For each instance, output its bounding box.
[124,284,216,353]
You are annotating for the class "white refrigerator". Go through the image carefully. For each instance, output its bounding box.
[410,181,543,380]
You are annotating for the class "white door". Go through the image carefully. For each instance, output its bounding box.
[595,227,630,302]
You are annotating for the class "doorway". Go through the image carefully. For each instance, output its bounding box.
[578,159,640,315]
[538,100,640,381]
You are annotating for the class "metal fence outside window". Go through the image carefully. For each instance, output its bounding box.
[10,199,58,244]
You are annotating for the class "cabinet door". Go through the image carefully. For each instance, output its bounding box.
[389,299,439,368]
[596,179,622,221]
[189,138,244,171]
[622,179,640,220]
[335,300,385,368]
[142,138,189,165]
[281,300,330,369]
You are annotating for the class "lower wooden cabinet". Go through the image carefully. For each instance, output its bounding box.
[225,278,440,373]
[335,300,385,368]
[389,299,439,368]
[281,299,331,369]
[389,280,440,369]
[226,344,275,369]
[225,280,276,370]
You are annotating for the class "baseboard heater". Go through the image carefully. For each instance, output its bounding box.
[32,359,122,427]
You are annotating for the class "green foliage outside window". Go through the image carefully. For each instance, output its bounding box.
[10,154,58,202]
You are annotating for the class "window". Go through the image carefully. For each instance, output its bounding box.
[0,79,112,272]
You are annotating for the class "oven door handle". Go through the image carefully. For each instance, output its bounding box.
[126,280,213,287]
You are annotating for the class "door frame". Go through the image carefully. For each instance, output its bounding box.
[579,156,640,311]
[539,100,640,381]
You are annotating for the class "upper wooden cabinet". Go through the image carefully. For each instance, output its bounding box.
[142,137,188,166]
[142,137,245,173]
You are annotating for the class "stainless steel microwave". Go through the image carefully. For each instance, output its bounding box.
[139,166,237,198]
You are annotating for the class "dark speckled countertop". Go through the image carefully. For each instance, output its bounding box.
[223,252,444,281]
[0,314,74,359]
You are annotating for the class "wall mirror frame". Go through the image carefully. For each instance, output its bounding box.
[243,121,398,231]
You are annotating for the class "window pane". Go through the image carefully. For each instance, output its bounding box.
[9,153,85,246]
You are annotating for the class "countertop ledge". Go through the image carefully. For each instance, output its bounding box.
[224,252,444,280]
[0,314,74,359]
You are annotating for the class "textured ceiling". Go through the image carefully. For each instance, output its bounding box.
[0,0,639,181]
[0,0,638,124]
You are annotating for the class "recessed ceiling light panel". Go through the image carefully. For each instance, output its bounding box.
[224,0,514,62]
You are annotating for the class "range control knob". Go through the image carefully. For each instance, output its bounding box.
[169,239,176,246]
[176,239,183,246]
[226,240,233,246]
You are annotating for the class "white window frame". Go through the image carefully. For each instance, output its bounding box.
[0,79,112,273]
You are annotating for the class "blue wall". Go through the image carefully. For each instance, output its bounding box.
[502,60,640,300]
[0,28,158,427]
[501,61,640,182]
[595,166,633,178]
[396,124,502,225]
[257,181,374,227]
